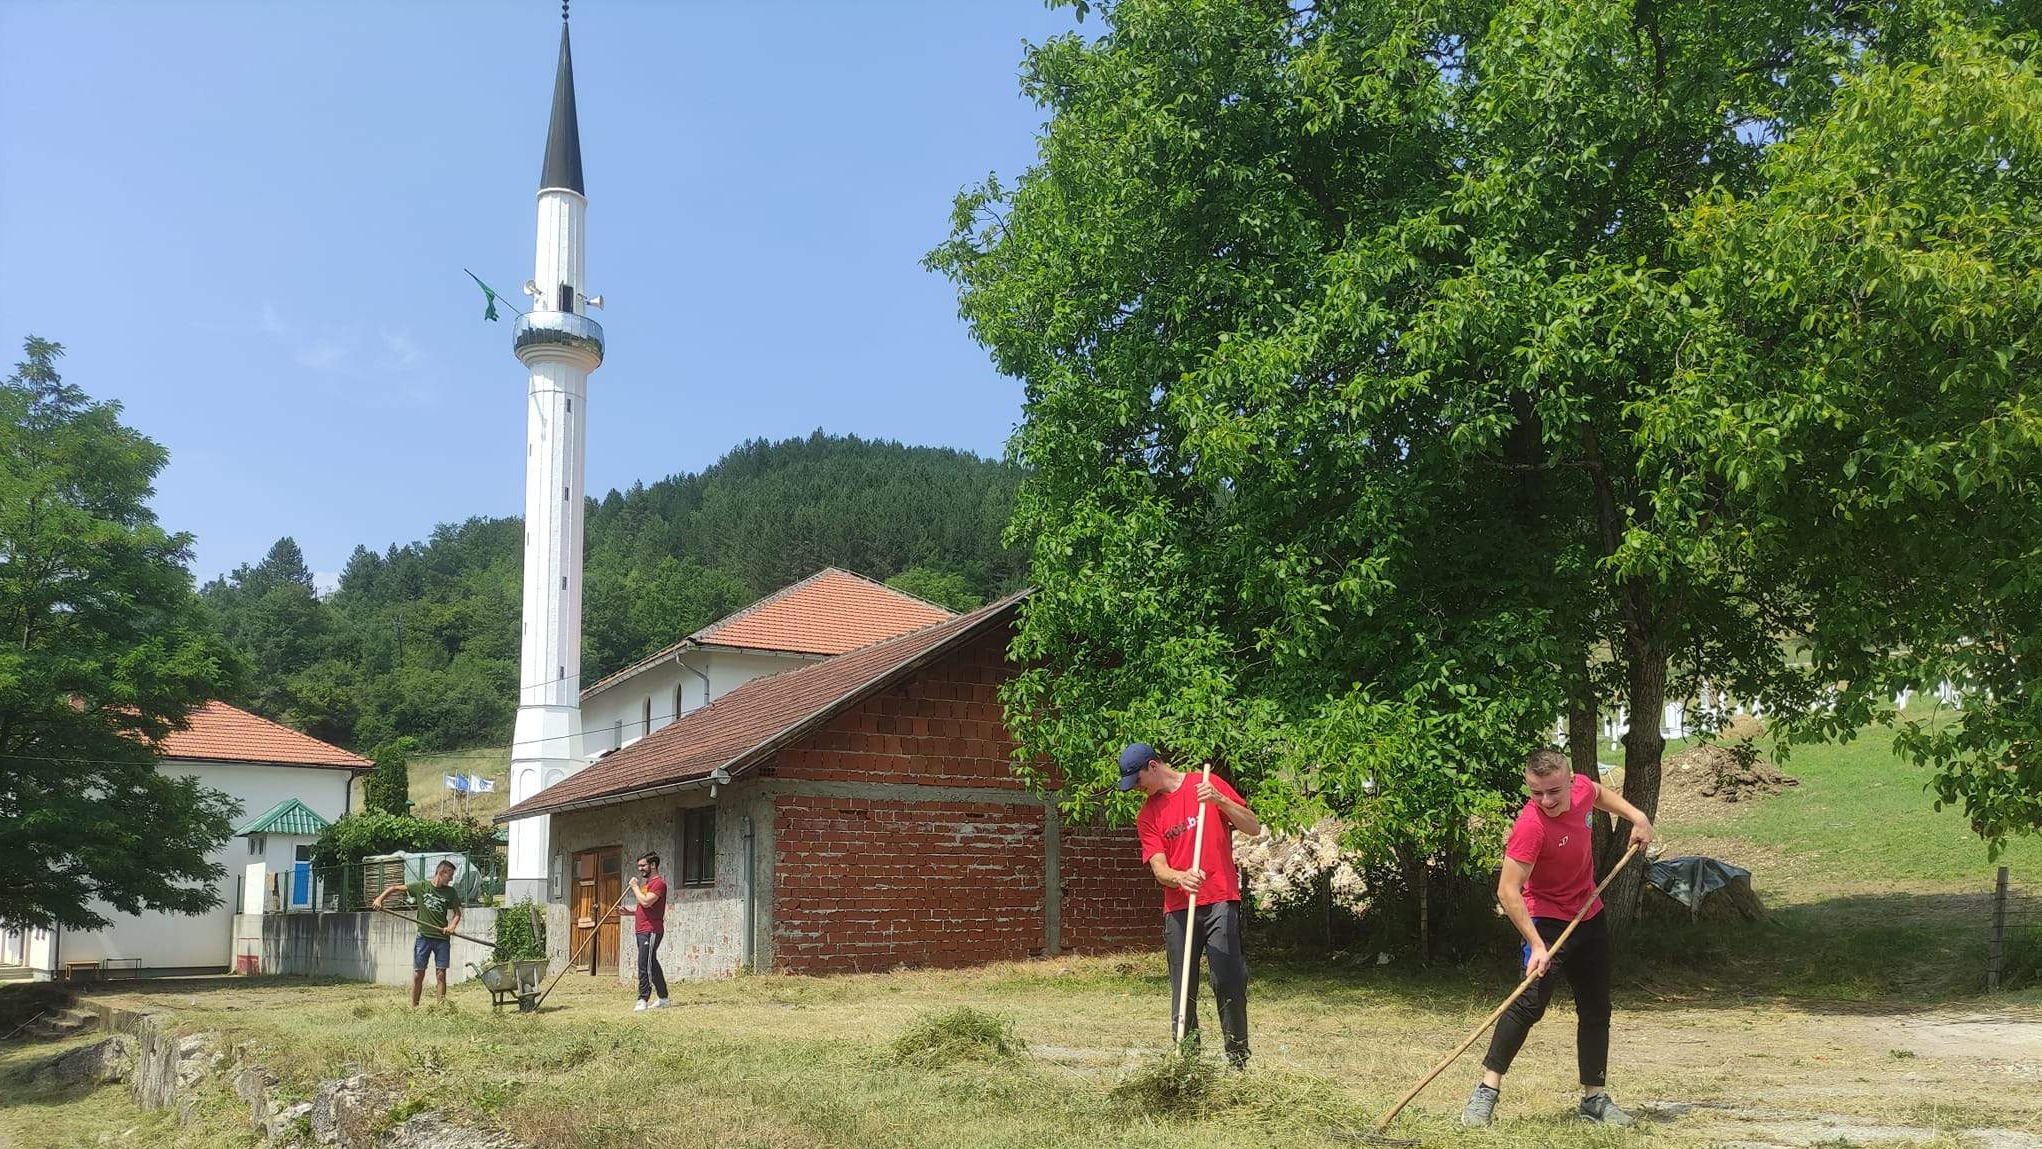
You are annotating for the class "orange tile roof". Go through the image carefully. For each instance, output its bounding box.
[502,591,1026,822]
[155,701,373,770]
[581,568,955,697]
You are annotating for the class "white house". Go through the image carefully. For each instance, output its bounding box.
[578,568,953,755]
[1,701,372,979]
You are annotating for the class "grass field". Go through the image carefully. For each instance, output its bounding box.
[396,747,511,823]
[7,722,2039,1149]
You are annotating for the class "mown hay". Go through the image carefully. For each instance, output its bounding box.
[1109,1039,1221,1115]
[889,1007,1026,1067]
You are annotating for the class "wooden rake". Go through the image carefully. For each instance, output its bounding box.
[1342,842,1645,1144]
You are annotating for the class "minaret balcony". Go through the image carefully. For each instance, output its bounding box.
[513,310,605,366]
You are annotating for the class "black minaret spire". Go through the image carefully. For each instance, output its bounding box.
[539,1,585,195]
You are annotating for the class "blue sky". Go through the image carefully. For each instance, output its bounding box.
[0,1,1079,585]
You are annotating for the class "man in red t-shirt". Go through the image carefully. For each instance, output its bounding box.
[623,852,669,1011]
[1122,742,1262,1068]
[1463,749,1654,1128]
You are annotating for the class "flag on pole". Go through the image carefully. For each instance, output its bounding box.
[464,269,502,322]
[469,775,497,794]
[444,774,469,792]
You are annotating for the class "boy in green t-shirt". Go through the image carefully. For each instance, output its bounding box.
[373,860,464,1007]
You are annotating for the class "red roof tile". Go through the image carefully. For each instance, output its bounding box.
[501,591,1026,822]
[155,701,373,770]
[580,568,954,697]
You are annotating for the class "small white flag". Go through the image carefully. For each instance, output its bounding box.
[470,775,496,793]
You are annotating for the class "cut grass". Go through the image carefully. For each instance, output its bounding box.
[890,1006,1027,1066]
[11,717,2039,1147]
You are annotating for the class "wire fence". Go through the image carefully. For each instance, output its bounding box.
[243,853,505,916]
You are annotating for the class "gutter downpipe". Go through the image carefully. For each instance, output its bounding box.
[678,655,712,714]
[741,814,757,973]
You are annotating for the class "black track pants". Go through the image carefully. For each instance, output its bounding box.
[636,930,668,1001]
[1482,911,1612,1087]
[1163,899,1250,1065]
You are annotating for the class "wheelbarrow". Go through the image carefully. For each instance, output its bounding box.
[467,959,549,1012]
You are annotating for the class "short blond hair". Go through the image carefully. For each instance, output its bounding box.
[1523,749,1570,777]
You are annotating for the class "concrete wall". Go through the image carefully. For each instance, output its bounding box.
[581,649,824,753]
[39,760,357,976]
[543,780,773,986]
[252,907,497,986]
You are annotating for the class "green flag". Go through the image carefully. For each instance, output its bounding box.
[464,269,501,322]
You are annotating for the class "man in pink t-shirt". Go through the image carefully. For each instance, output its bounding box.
[1462,749,1654,1128]
[1123,742,1263,1068]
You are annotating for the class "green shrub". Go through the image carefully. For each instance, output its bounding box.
[311,811,497,873]
[889,1007,1026,1067]
[494,900,547,963]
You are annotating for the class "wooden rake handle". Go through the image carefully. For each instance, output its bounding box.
[372,905,495,949]
[1370,841,1645,1134]
[535,894,626,1009]
[1173,764,1215,1045]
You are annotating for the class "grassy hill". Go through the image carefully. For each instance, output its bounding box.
[406,748,511,822]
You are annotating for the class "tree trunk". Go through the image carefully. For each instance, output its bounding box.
[1568,648,1599,780]
[1603,627,1668,933]
[1417,861,1431,963]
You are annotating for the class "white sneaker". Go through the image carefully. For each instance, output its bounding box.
[649,998,670,1010]
[632,999,647,1011]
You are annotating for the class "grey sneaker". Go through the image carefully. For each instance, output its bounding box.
[1579,1092,1634,1126]
[1461,1084,1500,1127]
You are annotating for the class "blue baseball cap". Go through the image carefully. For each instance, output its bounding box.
[1117,743,1157,790]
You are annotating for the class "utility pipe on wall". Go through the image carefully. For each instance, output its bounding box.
[740,813,756,972]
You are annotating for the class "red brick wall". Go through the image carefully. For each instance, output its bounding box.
[773,793,1045,974]
[767,626,1154,974]
[1059,825,1162,953]
[772,628,1024,790]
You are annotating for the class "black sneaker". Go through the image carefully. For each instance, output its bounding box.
[1461,1084,1500,1127]
[1579,1092,1634,1126]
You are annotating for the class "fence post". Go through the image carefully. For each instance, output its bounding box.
[1988,865,2009,992]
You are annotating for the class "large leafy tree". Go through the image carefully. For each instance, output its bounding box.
[0,337,241,931]
[935,0,2038,921]
[1665,25,2042,857]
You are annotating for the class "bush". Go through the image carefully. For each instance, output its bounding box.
[363,736,414,815]
[495,899,547,963]
[311,810,497,873]
[889,1007,1026,1067]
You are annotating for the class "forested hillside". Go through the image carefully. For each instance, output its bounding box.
[201,432,1025,753]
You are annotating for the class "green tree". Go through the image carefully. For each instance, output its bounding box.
[886,567,983,613]
[1664,24,2042,856]
[0,337,241,931]
[201,537,331,722]
[933,0,2031,923]
[363,735,414,815]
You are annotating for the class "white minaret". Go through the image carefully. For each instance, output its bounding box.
[506,4,601,905]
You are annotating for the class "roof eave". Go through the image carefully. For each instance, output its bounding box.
[494,591,1030,824]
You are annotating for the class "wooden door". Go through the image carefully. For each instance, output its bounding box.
[571,847,623,975]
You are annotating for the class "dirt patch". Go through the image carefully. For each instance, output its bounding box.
[1640,1102,2042,1148]
[1877,1013,2042,1067]
[1659,721,1798,826]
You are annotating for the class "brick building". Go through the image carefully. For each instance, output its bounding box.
[496,592,1155,983]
